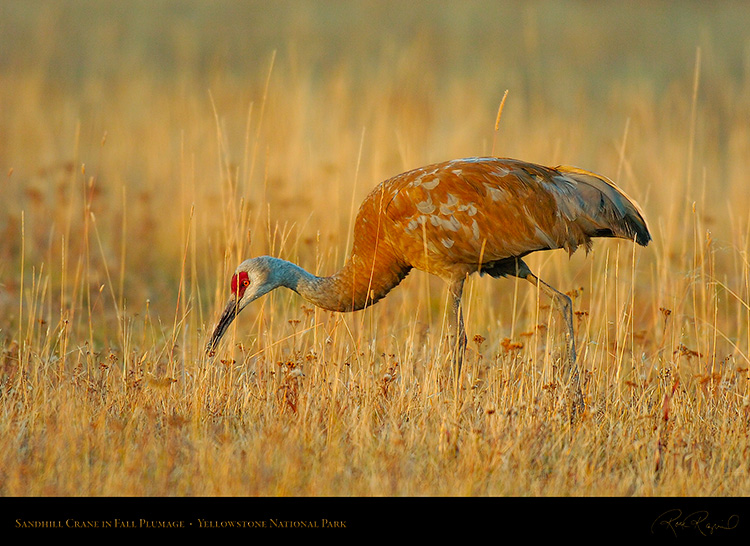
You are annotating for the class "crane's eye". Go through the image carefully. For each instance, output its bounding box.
[231,271,251,296]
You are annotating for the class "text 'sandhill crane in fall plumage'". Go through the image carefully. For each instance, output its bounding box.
[207,157,651,410]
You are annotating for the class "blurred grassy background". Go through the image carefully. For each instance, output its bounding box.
[1,1,750,497]
[2,0,748,272]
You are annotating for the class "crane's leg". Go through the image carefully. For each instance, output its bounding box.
[523,271,585,417]
[447,277,467,381]
[485,258,584,417]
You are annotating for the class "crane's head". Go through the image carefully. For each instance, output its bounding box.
[206,257,280,355]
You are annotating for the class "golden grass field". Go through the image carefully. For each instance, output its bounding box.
[2,0,750,508]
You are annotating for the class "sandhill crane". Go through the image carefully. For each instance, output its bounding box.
[207,157,651,412]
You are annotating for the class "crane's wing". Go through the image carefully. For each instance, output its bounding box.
[380,158,650,277]
[554,165,651,246]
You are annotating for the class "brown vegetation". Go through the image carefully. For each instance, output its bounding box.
[1,1,749,496]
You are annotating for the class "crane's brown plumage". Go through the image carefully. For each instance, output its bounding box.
[208,157,651,415]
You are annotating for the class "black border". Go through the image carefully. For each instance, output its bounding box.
[2,496,749,539]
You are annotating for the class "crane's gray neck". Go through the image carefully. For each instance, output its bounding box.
[266,256,344,311]
[263,253,409,313]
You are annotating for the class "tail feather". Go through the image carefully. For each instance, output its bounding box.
[557,165,652,246]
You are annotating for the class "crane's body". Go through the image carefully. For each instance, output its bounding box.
[208,157,651,413]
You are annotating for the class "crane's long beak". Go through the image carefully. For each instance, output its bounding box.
[206,294,240,355]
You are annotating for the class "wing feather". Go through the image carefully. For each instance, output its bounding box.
[373,157,649,278]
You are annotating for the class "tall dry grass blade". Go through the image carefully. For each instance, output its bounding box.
[345,126,367,266]
[491,89,509,156]
[654,376,679,478]
[686,46,701,195]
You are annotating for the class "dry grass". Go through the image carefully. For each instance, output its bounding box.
[2,1,750,499]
